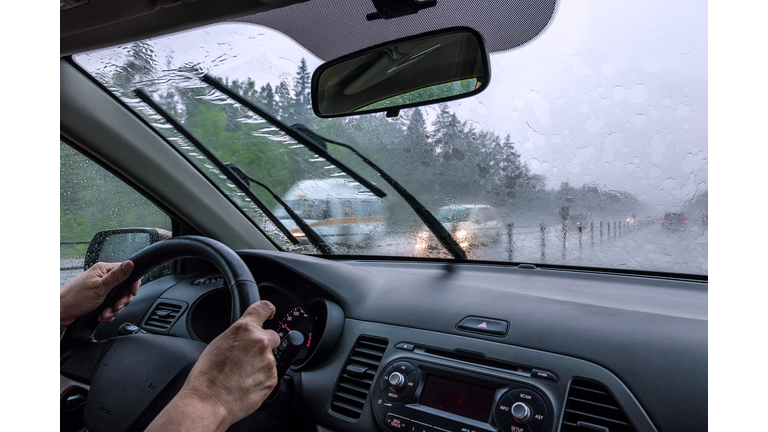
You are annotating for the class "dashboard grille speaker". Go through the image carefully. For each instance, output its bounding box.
[561,379,637,432]
[329,335,388,419]
[143,301,184,332]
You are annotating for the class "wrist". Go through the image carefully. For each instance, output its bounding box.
[60,289,76,327]
[147,389,232,432]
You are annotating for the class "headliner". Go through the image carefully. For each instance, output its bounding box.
[61,0,558,60]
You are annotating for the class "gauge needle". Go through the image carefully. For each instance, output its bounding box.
[279,321,291,332]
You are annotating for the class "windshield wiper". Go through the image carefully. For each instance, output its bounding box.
[224,162,333,255]
[292,126,468,260]
[201,74,387,199]
[202,74,467,260]
[134,88,305,248]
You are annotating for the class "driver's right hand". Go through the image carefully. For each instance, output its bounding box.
[146,300,281,431]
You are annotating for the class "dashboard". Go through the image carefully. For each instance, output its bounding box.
[92,250,707,432]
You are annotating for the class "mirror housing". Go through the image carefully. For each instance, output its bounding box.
[84,228,172,280]
[312,27,490,118]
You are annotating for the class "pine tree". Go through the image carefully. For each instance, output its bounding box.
[292,58,312,112]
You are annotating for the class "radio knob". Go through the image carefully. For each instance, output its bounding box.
[388,372,406,390]
[511,402,531,423]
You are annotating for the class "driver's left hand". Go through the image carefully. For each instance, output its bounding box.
[60,260,141,326]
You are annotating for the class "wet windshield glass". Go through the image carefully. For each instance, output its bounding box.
[74,0,707,275]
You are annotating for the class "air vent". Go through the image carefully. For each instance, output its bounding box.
[561,379,637,432]
[142,300,186,333]
[330,335,388,419]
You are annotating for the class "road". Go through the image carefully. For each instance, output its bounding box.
[61,223,707,285]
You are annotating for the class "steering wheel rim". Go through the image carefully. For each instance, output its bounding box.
[60,236,261,432]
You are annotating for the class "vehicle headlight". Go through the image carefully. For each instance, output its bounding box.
[455,229,467,239]
[418,230,430,240]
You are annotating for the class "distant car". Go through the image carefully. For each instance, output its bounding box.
[661,212,687,231]
[568,213,590,227]
[415,204,502,255]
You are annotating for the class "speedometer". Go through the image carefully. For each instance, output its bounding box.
[276,306,313,362]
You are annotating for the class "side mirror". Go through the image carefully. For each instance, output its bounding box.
[84,228,172,281]
[312,27,491,118]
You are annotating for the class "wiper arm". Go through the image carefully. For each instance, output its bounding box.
[201,74,387,198]
[224,163,333,255]
[134,88,303,247]
[295,128,468,260]
[201,74,465,259]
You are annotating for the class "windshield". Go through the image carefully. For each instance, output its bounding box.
[73,0,707,275]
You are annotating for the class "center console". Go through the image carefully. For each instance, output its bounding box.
[372,354,553,432]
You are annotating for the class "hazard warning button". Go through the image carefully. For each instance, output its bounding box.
[456,317,508,336]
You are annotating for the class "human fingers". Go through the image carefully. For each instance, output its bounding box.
[99,260,135,292]
[241,301,277,328]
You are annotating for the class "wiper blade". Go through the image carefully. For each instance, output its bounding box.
[201,74,387,199]
[134,88,302,247]
[224,162,333,255]
[298,129,468,260]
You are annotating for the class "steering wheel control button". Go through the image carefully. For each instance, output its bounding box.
[408,420,433,432]
[389,372,406,390]
[531,369,557,382]
[395,342,415,351]
[457,317,508,336]
[385,413,410,431]
[511,402,531,423]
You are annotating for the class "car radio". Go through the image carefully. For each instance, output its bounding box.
[372,358,552,432]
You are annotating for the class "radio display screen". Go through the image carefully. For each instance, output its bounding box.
[418,374,496,422]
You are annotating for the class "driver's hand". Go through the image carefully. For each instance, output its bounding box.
[173,300,281,427]
[60,260,141,327]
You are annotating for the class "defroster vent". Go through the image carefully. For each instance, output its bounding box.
[330,335,388,419]
[142,300,186,333]
[561,379,637,432]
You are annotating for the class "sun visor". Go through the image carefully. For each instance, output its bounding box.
[237,0,559,60]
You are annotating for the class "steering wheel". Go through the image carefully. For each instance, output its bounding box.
[60,236,260,432]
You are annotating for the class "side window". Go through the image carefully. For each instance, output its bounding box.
[60,142,172,286]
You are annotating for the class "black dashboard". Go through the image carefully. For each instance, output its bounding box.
[94,250,707,432]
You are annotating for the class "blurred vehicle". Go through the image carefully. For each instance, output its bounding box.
[273,179,386,247]
[661,212,687,231]
[626,214,638,226]
[415,204,501,255]
[568,213,589,228]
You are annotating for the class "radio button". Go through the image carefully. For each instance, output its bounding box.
[499,419,532,432]
[380,366,395,391]
[510,389,542,407]
[392,361,416,376]
[511,402,532,423]
[494,393,515,424]
[530,369,557,382]
[408,420,432,432]
[527,402,549,432]
[385,413,410,431]
[389,372,407,390]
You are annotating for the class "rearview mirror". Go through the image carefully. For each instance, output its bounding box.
[312,27,490,118]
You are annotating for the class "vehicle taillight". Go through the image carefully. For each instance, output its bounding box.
[683,220,687,223]
[661,219,666,223]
